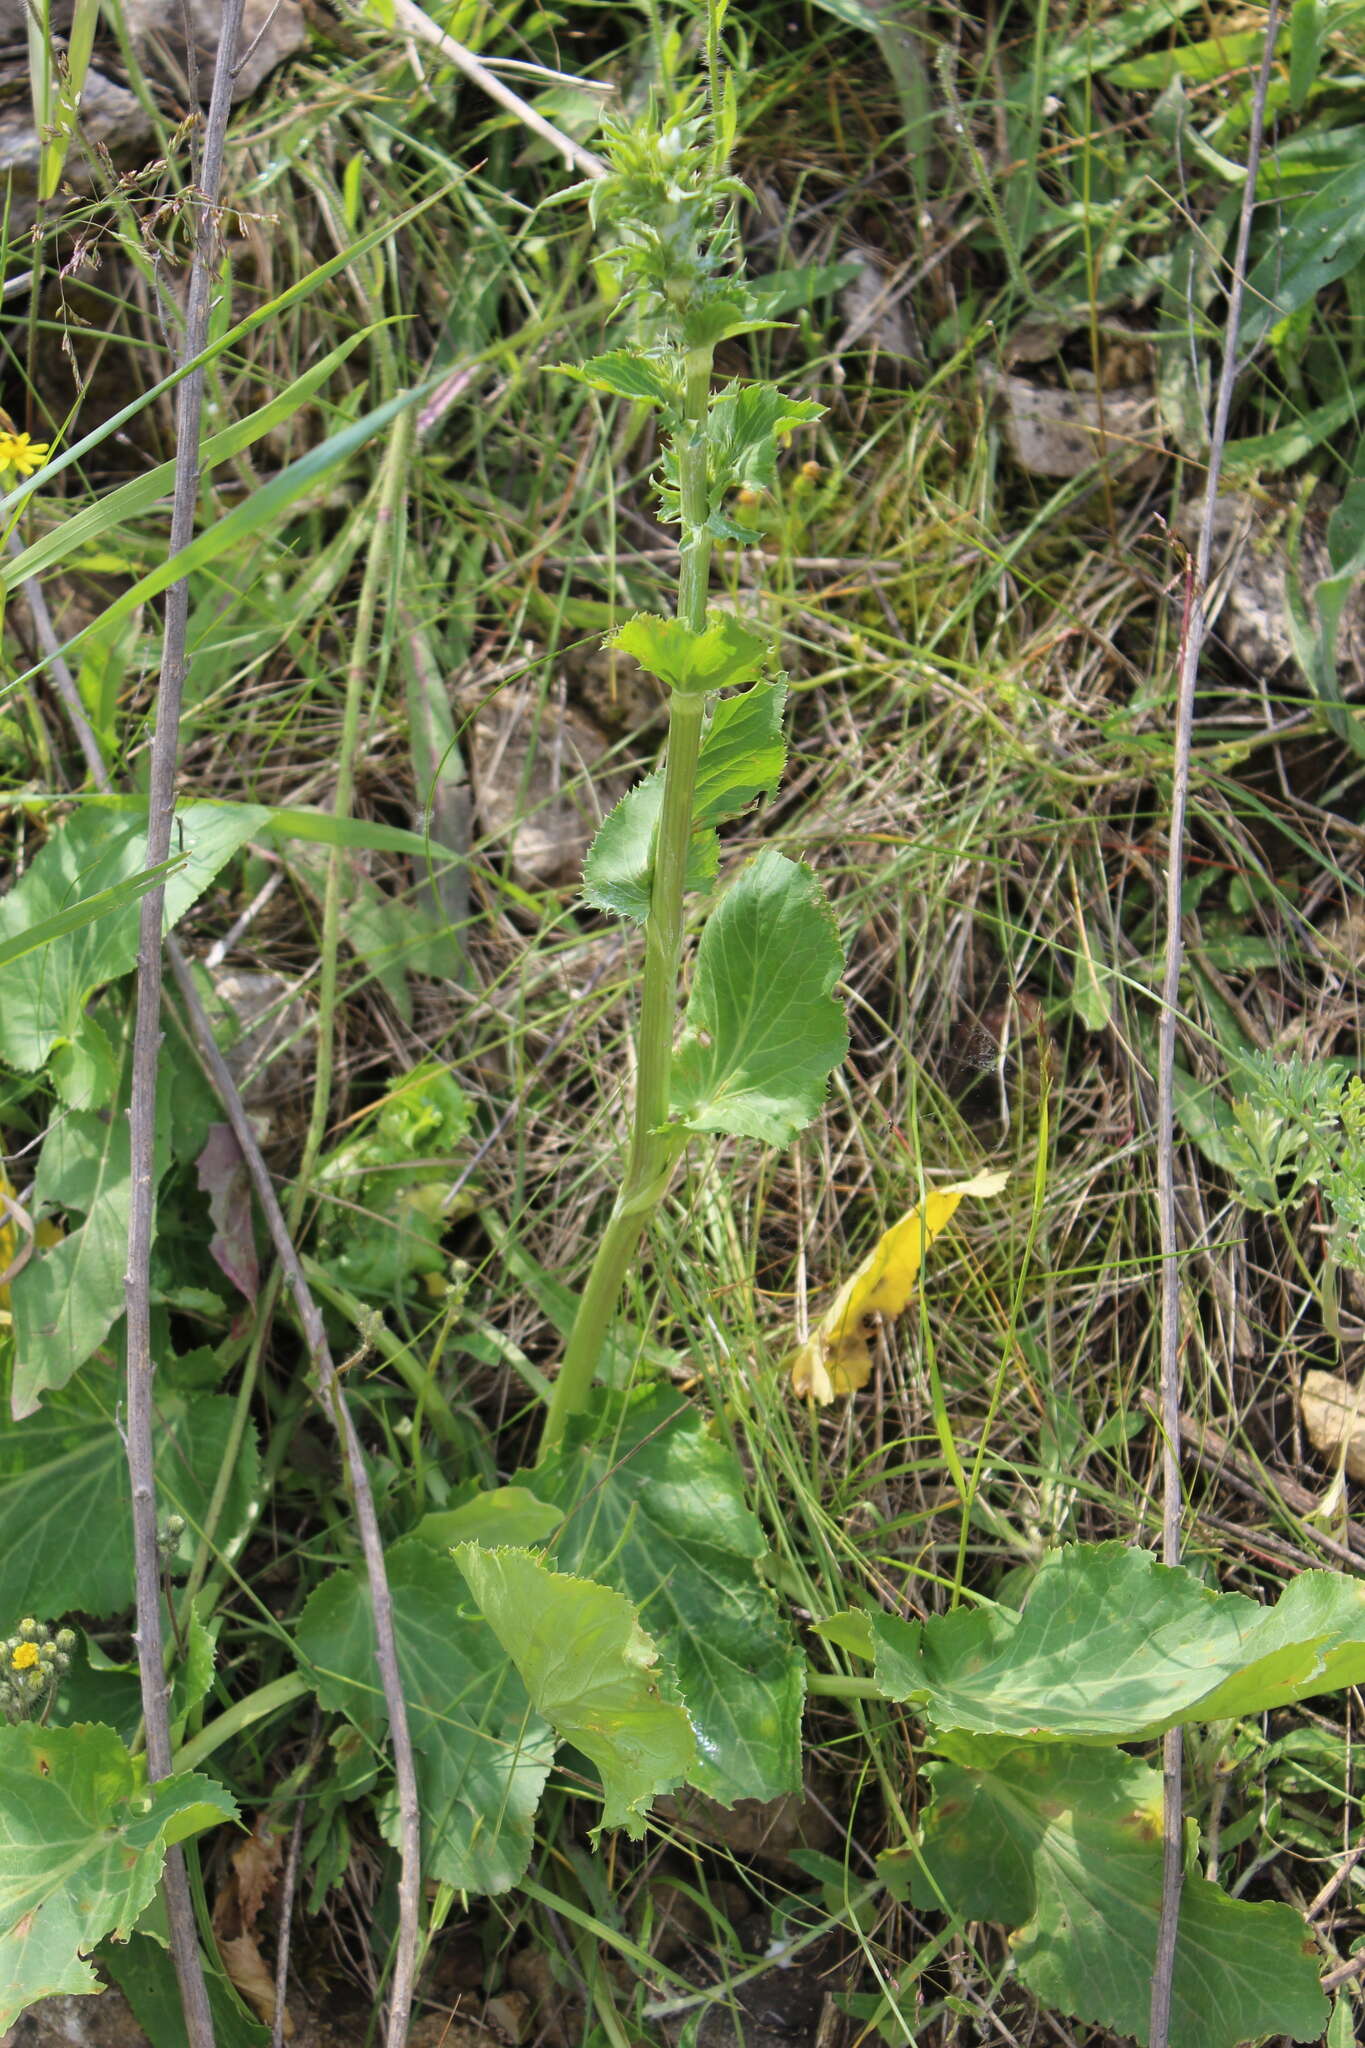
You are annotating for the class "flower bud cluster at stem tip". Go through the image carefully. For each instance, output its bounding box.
[2,1617,75,1720]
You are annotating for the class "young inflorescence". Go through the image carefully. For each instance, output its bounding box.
[2,1616,75,1722]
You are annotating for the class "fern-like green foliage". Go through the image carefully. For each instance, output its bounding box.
[1223,1050,1365,1266]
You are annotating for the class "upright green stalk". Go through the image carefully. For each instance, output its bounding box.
[532,84,832,1457]
[293,365,409,1219]
[540,351,714,1455]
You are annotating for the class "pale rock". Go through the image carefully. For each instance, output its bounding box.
[981,362,1164,477]
[120,0,309,101]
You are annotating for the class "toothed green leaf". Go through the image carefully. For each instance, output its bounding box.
[671,850,847,1143]
[611,611,768,696]
[455,1544,697,1835]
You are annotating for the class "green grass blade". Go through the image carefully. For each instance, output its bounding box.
[3,325,391,591]
[0,856,181,975]
[9,383,434,693]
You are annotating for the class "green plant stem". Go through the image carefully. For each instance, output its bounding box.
[174,1672,312,1775]
[805,1672,885,1700]
[538,350,714,1458]
[291,364,409,1223]
[305,1259,468,1451]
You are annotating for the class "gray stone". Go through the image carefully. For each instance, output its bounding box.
[0,62,153,232]
[1,1987,148,2048]
[119,0,309,101]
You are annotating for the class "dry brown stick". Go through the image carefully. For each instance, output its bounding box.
[1148,14,1281,2047]
[15,28,423,2045]
[16,526,424,2048]
[163,938,423,2046]
[119,11,246,2045]
[385,0,607,180]
[1321,1950,1365,1994]
[271,1809,306,2048]
[271,1727,317,2048]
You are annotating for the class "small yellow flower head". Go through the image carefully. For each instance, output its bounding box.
[0,431,50,480]
[10,1642,39,1672]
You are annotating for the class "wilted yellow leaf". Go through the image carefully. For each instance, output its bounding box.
[787,1169,1008,1405]
[0,1170,63,1325]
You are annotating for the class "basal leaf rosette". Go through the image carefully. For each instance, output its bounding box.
[0,1721,235,2029]
[844,1541,1365,1741]
[0,1385,259,1624]
[455,1544,697,1837]
[526,1388,805,1804]
[297,1539,554,1896]
[842,1547,1365,2045]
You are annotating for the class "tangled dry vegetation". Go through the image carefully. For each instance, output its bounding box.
[5,0,1365,2043]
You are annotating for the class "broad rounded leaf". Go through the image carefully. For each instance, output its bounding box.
[296,1539,553,1896]
[671,849,847,1143]
[0,1722,236,2031]
[914,1744,1328,2048]
[868,1542,1365,1741]
[525,1388,804,1804]
[0,801,269,1073]
[0,1385,259,1621]
[49,1011,119,1112]
[455,1544,697,1835]
[611,611,768,697]
[414,1487,563,1553]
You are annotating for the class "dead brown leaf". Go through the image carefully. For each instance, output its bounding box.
[1301,1370,1365,1481]
[232,1818,285,1930]
[211,1815,291,2037]
[216,1930,285,2031]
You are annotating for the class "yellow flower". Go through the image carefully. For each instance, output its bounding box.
[10,1642,39,1672]
[0,431,50,479]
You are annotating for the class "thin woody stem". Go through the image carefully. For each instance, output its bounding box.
[122,9,246,2045]
[1148,10,1280,2047]
[23,57,422,2048]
